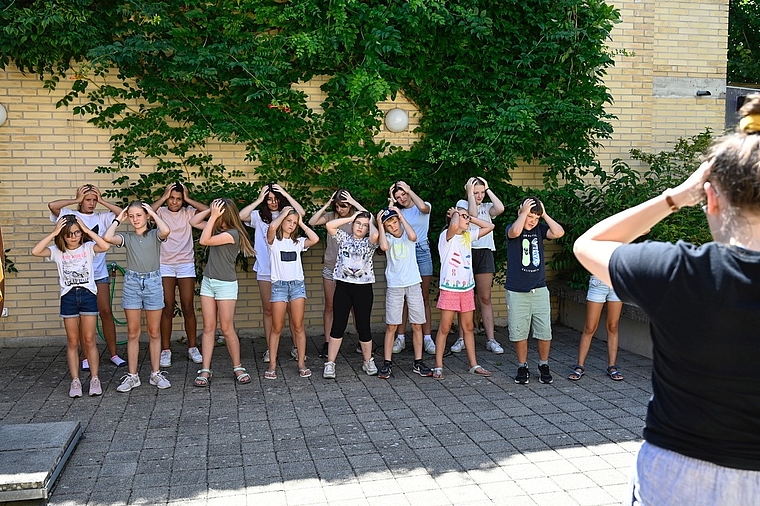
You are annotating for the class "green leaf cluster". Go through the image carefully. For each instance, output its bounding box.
[728,0,760,84]
[549,130,715,289]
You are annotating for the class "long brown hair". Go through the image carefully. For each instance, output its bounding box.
[53,216,83,252]
[213,199,255,257]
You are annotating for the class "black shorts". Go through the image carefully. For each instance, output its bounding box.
[472,249,495,275]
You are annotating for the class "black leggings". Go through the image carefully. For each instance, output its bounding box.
[331,281,373,342]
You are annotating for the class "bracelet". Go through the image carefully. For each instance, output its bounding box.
[664,194,679,212]
[112,219,121,225]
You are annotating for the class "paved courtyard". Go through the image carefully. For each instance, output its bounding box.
[0,325,651,505]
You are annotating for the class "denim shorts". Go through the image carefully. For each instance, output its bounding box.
[160,262,196,279]
[122,270,164,311]
[60,287,99,318]
[322,264,335,281]
[200,276,238,300]
[415,241,433,277]
[586,275,621,303]
[271,279,307,303]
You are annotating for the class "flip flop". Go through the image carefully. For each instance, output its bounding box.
[264,370,277,380]
[468,365,492,377]
[299,368,312,378]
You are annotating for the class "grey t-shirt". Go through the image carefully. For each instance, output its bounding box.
[118,229,163,273]
[203,229,240,282]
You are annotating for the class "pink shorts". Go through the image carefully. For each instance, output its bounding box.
[436,289,475,312]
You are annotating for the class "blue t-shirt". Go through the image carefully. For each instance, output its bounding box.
[505,222,549,292]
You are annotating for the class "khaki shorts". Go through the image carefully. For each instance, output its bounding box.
[507,287,552,341]
[386,284,425,325]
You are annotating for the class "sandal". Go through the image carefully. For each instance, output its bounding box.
[432,367,444,380]
[233,366,252,384]
[468,365,492,377]
[607,365,624,381]
[264,370,277,380]
[568,365,585,381]
[194,369,212,387]
[299,368,312,378]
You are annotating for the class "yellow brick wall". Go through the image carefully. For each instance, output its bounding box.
[0,1,729,340]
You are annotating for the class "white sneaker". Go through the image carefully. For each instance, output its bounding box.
[485,339,505,354]
[362,357,378,376]
[263,350,270,363]
[89,377,102,396]
[450,337,465,353]
[69,378,82,398]
[423,338,436,355]
[392,337,406,354]
[323,361,336,379]
[188,347,203,364]
[160,350,172,368]
[116,373,141,393]
[291,347,299,360]
[150,371,171,389]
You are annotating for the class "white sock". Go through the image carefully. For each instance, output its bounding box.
[397,334,406,341]
[423,335,433,342]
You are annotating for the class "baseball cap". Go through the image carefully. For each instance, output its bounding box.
[455,199,469,210]
[380,208,399,223]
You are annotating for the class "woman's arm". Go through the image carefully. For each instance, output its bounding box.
[368,217,379,244]
[48,185,87,217]
[183,186,209,212]
[272,183,306,217]
[77,217,110,253]
[574,161,711,286]
[267,206,290,245]
[143,203,170,240]
[469,214,495,239]
[300,220,320,249]
[326,214,356,236]
[480,177,505,217]
[376,210,390,251]
[91,186,123,215]
[200,200,235,246]
[103,208,128,246]
[31,221,66,257]
[189,208,210,229]
[308,194,335,226]
[397,181,430,213]
[445,208,461,241]
[151,184,172,211]
[238,185,268,222]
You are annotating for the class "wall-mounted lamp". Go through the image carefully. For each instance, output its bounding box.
[696,90,712,97]
[384,108,409,133]
[0,104,6,126]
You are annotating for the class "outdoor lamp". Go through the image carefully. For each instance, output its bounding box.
[0,104,6,126]
[384,108,408,133]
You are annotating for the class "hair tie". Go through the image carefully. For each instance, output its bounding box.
[739,114,760,134]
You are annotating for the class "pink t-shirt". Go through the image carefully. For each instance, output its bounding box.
[157,206,197,265]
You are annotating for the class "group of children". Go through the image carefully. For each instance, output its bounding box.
[37,178,627,398]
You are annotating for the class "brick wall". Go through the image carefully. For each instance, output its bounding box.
[0,1,729,340]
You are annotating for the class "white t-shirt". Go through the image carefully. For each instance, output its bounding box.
[333,229,378,284]
[51,209,114,279]
[47,242,98,296]
[157,206,196,265]
[399,203,431,245]
[438,224,479,291]
[384,231,421,288]
[246,210,279,275]
[269,237,308,282]
[471,202,496,251]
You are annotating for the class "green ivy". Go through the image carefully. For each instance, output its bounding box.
[728,0,760,84]
[550,130,714,289]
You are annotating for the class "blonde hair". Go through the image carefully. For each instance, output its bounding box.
[275,208,301,242]
[213,199,255,257]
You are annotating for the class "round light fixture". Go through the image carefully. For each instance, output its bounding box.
[0,104,7,126]
[384,108,408,133]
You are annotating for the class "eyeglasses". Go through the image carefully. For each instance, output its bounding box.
[67,230,82,237]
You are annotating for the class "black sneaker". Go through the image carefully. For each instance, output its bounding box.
[515,366,530,384]
[378,362,393,379]
[319,342,329,359]
[413,361,433,377]
[538,364,553,384]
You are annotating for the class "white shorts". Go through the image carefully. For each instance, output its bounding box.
[386,284,426,325]
[160,263,196,279]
